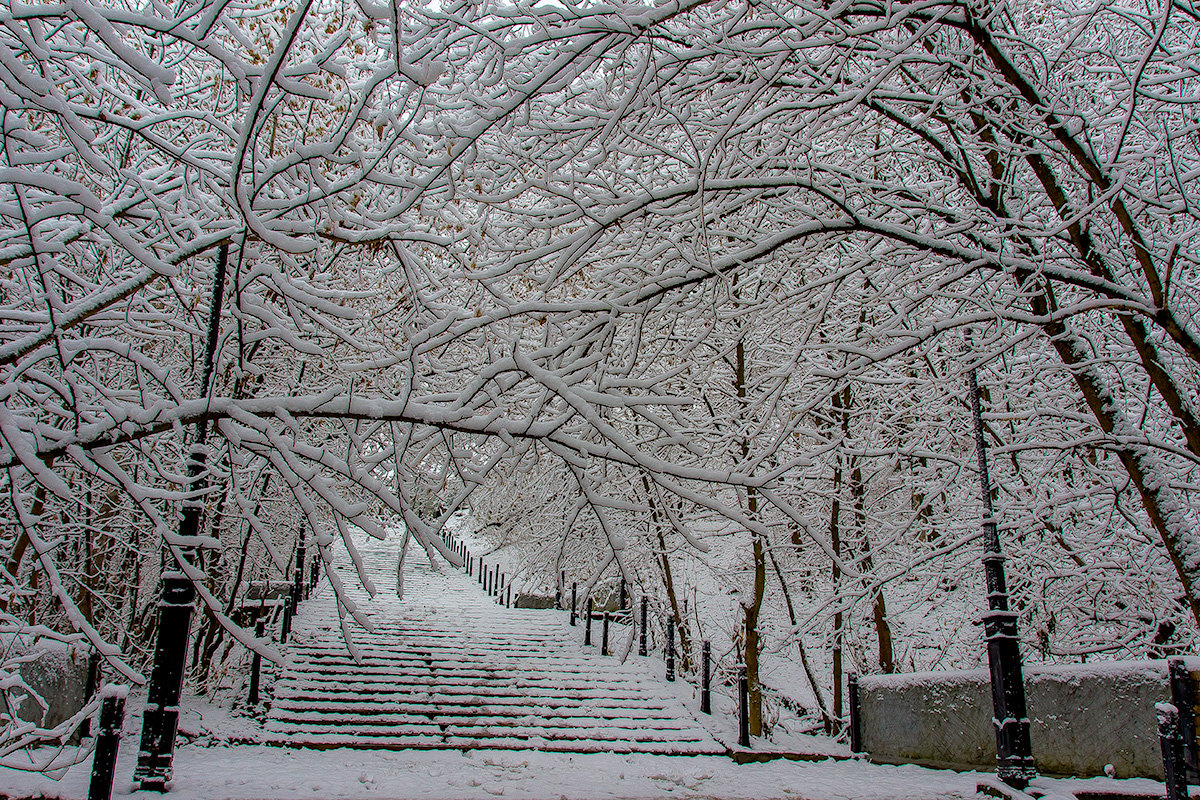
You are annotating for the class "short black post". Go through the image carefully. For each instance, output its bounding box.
[280,604,292,644]
[738,664,751,747]
[700,640,711,714]
[88,687,127,800]
[557,570,565,610]
[292,537,305,612]
[601,612,610,655]
[81,651,101,738]
[666,616,675,682]
[1161,702,1190,800]
[585,597,593,645]
[848,672,862,753]
[639,596,648,656]
[1170,657,1199,782]
[134,574,195,790]
[248,618,264,705]
[620,579,627,611]
[506,583,513,607]
[309,555,320,595]
[570,583,577,626]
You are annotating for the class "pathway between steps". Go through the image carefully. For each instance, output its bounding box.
[263,529,724,754]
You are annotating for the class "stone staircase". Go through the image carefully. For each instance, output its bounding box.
[261,531,723,754]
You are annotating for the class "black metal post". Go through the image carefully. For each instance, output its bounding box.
[602,612,610,655]
[666,616,675,682]
[738,664,750,747]
[309,555,319,595]
[570,583,577,626]
[506,583,512,608]
[88,688,126,800]
[135,245,228,789]
[1161,702,1190,800]
[620,579,627,611]
[248,618,264,705]
[700,640,711,714]
[292,538,305,614]
[640,596,648,656]
[134,575,196,790]
[971,369,1036,788]
[585,597,593,645]
[81,651,101,738]
[1170,657,1199,782]
[280,604,292,644]
[848,672,862,753]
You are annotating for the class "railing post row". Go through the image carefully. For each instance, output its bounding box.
[700,640,711,714]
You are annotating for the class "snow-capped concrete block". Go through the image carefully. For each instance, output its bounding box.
[857,659,1169,779]
[1,636,89,729]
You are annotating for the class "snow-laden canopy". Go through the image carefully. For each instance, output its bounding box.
[1,0,1198,762]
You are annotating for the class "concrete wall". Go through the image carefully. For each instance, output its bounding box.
[858,660,1169,779]
[2,637,89,730]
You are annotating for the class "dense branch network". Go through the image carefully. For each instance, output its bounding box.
[1,0,1198,761]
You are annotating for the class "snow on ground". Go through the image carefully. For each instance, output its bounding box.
[0,527,1177,799]
[0,737,1178,800]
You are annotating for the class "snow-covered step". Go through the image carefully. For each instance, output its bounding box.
[258,530,721,754]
